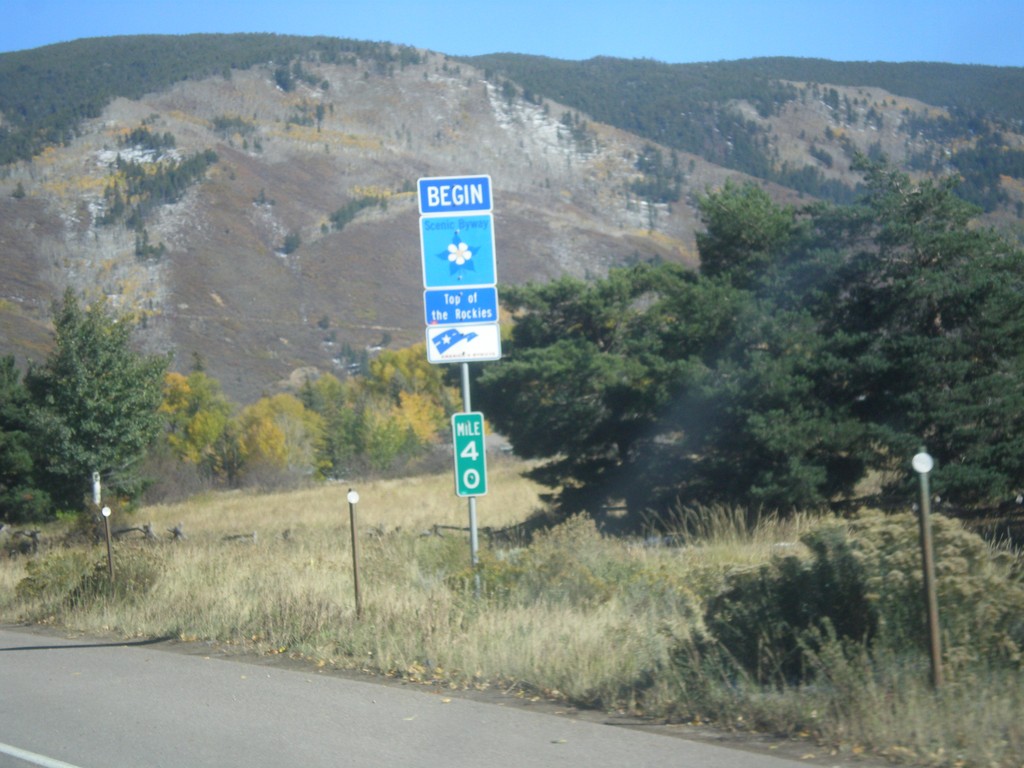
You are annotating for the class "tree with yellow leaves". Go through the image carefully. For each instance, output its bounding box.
[366,345,458,406]
[234,393,326,485]
[160,370,233,475]
[395,390,446,444]
[301,346,458,475]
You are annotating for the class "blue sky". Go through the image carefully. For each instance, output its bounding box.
[1,0,1021,66]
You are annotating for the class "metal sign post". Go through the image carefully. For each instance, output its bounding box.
[347,489,363,620]
[912,450,943,688]
[102,506,113,583]
[93,472,114,583]
[460,365,481,595]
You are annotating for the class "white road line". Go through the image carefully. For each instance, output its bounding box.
[0,742,85,768]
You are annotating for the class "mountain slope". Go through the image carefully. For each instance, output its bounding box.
[0,44,719,400]
[1,37,1022,402]
[465,54,1024,212]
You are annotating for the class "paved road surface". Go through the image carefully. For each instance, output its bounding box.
[0,626,815,768]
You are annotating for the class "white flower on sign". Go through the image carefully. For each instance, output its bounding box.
[448,241,472,266]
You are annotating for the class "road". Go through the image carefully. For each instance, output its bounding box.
[0,626,817,768]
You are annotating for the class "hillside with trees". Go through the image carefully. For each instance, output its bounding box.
[466,54,1024,213]
[3,38,1022,217]
[2,35,1024,524]
[0,34,422,165]
[0,34,768,406]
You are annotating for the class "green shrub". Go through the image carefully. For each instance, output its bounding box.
[703,510,1024,684]
[474,515,621,607]
[16,550,98,609]
[16,548,160,614]
[849,510,1024,667]
[704,520,872,684]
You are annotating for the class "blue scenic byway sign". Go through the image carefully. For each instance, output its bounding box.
[424,287,499,326]
[418,175,492,215]
[420,214,496,288]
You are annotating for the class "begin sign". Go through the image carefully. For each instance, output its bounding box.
[418,175,492,215]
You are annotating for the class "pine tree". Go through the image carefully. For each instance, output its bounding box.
[0,356,50,522]
[477,166,1024,523]
[827,163,1024,502]
[25,290,169,511]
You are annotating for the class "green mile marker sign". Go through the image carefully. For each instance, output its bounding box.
[452,412,487,497]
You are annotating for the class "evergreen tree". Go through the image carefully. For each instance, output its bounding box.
[694,180,795,288]
[25,290,169,511]
[299,373,361,479]
[0,356,49,522]
[477,263,708,514]
[825,162,1024,501]
[478,165,1024,524]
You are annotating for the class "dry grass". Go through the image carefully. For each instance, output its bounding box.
[143,459,537,538]
[3,463,1024,767]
